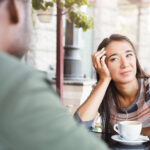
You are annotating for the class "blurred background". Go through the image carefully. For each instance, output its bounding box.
[25,0,150,113]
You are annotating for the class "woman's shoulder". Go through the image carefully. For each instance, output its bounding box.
[143,77,150,86]
[142,77,150,102]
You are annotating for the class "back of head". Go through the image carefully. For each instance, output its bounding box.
[0,0,32,58]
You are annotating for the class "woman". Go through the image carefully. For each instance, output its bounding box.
[74,34,150,136]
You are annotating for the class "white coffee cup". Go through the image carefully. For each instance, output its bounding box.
[113,121,142,141]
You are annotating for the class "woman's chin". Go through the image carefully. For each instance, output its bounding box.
[113,76,137,84]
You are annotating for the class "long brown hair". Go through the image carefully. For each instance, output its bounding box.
[97,34,149,133]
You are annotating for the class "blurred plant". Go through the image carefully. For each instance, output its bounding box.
[32,0,94,31]
[65,104,73,115]
[92,114,102,132]
[31,8,36,26]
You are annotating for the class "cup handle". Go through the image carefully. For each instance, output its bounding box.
[113,124,119,134]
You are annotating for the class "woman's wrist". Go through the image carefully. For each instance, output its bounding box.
[96,78,111,90]
[98,77,111,84]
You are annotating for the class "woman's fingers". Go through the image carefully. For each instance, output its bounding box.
[100,55,106,66]
[92,49,111,80]
[95,48,105,57]
[92,49,106,71]
[100,55,107,70]
[92,53,98,69]
[100,55,111,77]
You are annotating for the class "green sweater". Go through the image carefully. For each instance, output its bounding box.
[0,52,109,150]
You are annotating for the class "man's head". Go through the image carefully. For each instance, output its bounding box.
[0,0,32,58]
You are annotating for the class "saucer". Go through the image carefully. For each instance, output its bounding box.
[111,135,149,145]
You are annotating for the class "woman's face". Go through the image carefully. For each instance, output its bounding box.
[105,40,137,84]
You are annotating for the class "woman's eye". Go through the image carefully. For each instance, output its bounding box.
[126,53,133,57]
[110,58,119,62]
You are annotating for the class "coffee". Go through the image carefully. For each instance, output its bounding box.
[121,121,140,125]
[113,121,142,141]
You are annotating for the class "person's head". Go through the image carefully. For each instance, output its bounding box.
[0,0,32,58]
[96,34,147,83]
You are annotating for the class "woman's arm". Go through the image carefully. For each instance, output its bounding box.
[76,49,111,121]
[142,127,150,137]
[77,79,110,121]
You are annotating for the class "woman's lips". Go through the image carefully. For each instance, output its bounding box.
[120,71,131,75]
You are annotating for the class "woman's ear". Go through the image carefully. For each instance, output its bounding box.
[7,0,19,24]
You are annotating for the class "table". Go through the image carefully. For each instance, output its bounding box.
[91,131,150,150]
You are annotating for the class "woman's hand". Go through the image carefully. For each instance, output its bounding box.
[92,48,111,81]
[141,127,150,138]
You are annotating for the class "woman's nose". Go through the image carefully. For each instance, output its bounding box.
[120,57,129,68]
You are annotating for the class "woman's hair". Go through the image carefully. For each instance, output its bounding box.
[97,34,149,133]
